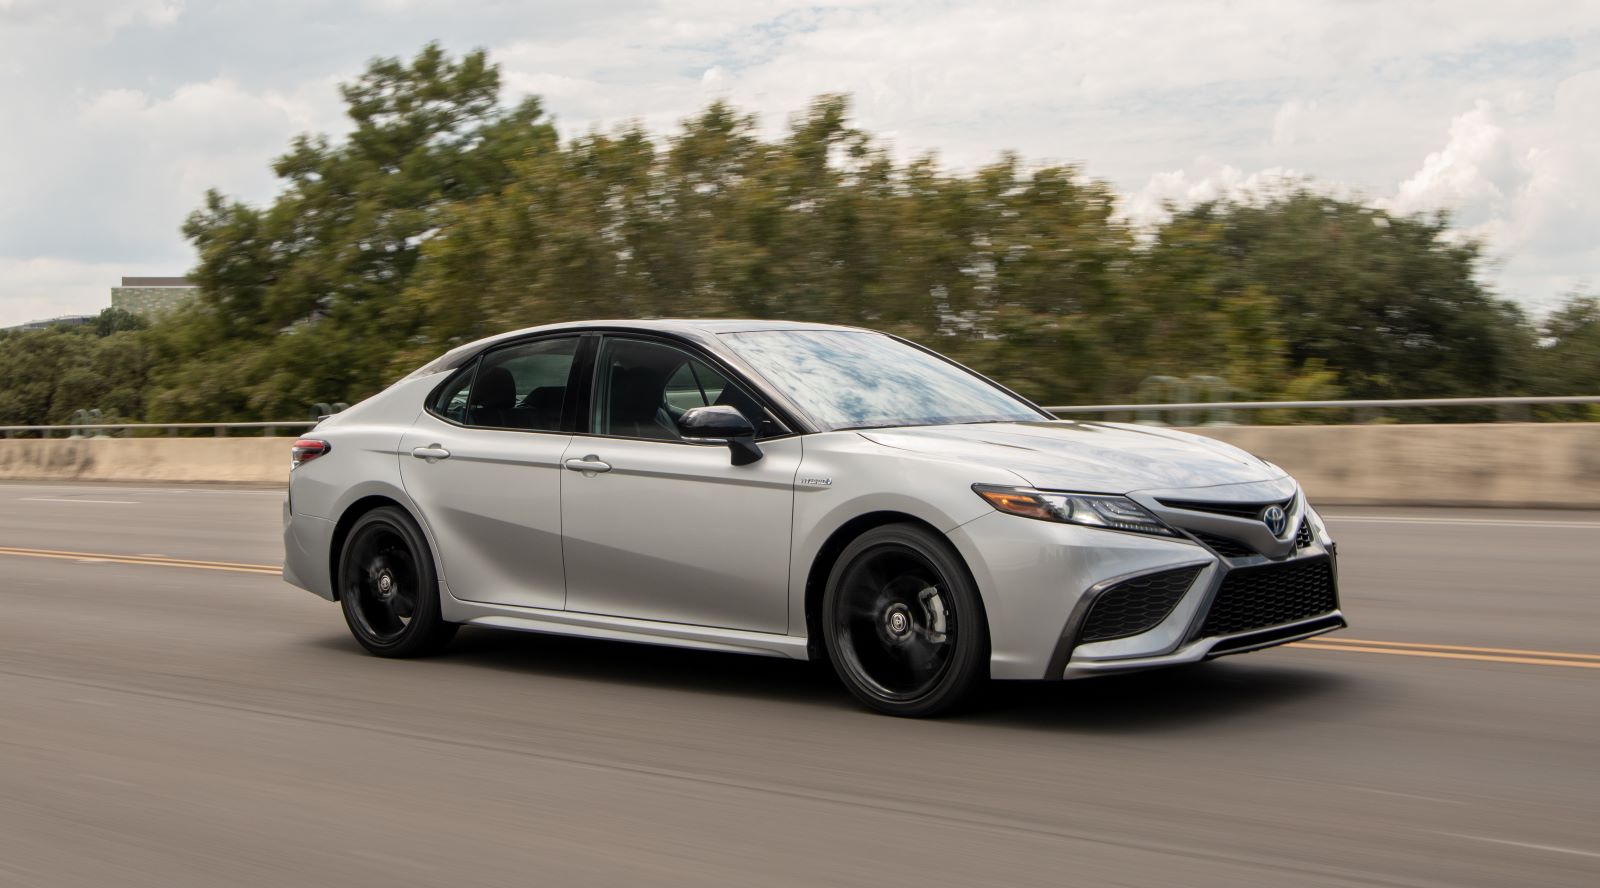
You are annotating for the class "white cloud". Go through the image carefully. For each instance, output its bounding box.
[78,77,325,152]
[0,0,184,37]
[1121,164,1329,229]
[0,70,344,325]
[1127,75,1600,311]
[1384,102,1516,225]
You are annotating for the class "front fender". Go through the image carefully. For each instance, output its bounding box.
[784,432,1029,638]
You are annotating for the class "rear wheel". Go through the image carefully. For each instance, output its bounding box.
[822,524,988,717]
[338,507,456,657]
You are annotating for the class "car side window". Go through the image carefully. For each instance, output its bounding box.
[664,358,728,410]
[594,338,780,441]
[430,362,477,424]
[459,337,578,431]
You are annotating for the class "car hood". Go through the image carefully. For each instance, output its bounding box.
[858,421,1285,494]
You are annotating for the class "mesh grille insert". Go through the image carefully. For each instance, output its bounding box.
[1295,520,1314,549]
[1080,566,1203,643]
[1200,557,1337,638]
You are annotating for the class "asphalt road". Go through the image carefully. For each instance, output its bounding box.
[0,481,1596,887]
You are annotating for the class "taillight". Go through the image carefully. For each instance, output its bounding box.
[291,439,330,469]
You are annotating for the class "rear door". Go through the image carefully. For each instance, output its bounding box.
[558,335,799,633]
[399,335,583,611]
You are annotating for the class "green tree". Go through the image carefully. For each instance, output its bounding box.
[1527,294,1600,419]
[12,43,1560,425]
[1173,193,1528,400]
[148,43,557,421]
[0,310,152,427]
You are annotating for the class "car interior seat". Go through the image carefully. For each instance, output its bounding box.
[608,366,678,439]
[517,385,566,430]
[470,365,518,428]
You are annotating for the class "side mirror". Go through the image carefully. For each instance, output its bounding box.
[680,405,763,465]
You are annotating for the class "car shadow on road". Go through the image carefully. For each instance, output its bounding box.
[307,627,1376,732]
[969,661,1369,733]
[306,626,851,709]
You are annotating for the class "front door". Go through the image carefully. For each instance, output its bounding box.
[399,335,581,611]
[559,336,799,633]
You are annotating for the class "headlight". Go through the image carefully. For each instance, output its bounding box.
[973,484,1178,537]
[1304,501,1334,545]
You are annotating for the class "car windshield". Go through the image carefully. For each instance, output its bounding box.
[720,330,1046,431]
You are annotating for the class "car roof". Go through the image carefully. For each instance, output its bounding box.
[516,318,868,336]
[404,318,875,379]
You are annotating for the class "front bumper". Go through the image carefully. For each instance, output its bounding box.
[1061,612,1346,678]
[947,480,1343,680]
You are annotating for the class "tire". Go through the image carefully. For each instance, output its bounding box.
[337,506,457,657]
[821,523,989,717]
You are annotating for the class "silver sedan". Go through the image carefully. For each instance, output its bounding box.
[283,320,1344,716]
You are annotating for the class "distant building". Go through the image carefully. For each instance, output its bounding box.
[111,276,197,319]
[3,275,198,333]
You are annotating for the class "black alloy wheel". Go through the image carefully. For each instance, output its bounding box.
[822,523,988,717]
[338,506,457,657]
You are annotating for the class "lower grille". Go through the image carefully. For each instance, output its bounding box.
[1199,557,1337,638]
[1208,614,1346,657]
[1081,566,1202,643]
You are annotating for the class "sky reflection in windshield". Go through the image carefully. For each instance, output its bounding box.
[722,330,1044,430]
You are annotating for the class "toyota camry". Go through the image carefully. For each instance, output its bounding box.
[283,320,1344,716]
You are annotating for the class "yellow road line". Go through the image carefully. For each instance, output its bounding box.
[1291,642,1600,669]
[0,545,279,575]
[2,545,1597,671]
[1328,515,1600,529]
[1309,636,1600,662]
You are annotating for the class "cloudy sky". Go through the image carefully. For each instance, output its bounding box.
[1,0,1596,326]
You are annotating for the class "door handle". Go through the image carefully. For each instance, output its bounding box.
[411,445,451,461]
[564,456,612,474]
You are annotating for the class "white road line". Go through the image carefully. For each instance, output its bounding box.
[1429,831,1600,859]
[1327,515,1600,529]
[19,497,138,505]
[1348,786,1466,805]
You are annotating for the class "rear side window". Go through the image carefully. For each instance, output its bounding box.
[431,363,476,424]
[429,337,579,432]
[470,337,578,430]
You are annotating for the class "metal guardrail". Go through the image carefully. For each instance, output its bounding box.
[1044,395,1600,424]
[0,396,1596,437]
[0,421,318,438]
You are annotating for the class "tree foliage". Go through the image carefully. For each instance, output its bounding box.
[3,43,1596,427]
[145,42,556,421]
[0,310,151,425]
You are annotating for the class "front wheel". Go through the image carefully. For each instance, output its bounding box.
[338,506,457,657]
[822,524,989,717]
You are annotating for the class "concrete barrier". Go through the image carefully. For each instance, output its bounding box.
[1,424,1598,507]
[1192,422,1600,508]
[0,436,291,486]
